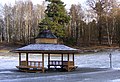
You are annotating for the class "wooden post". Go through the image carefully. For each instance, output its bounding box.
[26,53,28,66]
[48,54,50,70]
[61,54,63,69]
[67,54,69,61]
[67,54,70,71]
[42,53,45,73]
[19,53,21,66]
[73,54,74,66]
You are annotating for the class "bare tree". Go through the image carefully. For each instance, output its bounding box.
[1,0,45,44]
[69,4,84,45]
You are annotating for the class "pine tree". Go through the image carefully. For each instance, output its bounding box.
[39,0,70,38]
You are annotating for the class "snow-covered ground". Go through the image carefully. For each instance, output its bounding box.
[0,50,120,70]
[75,50,120,69]
[0,50,120,82]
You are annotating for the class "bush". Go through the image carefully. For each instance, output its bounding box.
[64,37,76,46]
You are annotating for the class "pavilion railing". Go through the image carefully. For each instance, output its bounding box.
[49,60,62,66]
[49,61,74,66]
[20,61,42,68]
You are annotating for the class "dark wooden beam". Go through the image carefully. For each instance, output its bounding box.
[73,53,75,66]
[61,54,63,62]
[67,54,69,61]
[61,54,63,69]
[67,54,70,71]
[26,53,28,66]
[42,53,45,73]
[48,54,50,69]
[19,53,21,66]
[14,50,79,54]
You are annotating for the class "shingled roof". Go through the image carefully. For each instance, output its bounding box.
[13,29,80,54]
[36,30,57,39]
[13,44,80,54]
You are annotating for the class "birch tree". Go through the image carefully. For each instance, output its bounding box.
[1,1,45,44]
[69,4,84,45]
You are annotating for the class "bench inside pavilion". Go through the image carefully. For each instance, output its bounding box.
[13,30,80,73]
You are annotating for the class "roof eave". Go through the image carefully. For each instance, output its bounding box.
[13,50,80,54]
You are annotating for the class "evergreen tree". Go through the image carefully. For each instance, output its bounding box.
[39,0,70,38]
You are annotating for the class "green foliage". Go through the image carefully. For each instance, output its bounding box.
[39,0,70,38]
[64,37,76,46]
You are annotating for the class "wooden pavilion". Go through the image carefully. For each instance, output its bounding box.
[13,30,80,73]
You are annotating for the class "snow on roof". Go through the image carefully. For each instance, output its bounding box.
[14,44,79,54]
[16,44,76,50]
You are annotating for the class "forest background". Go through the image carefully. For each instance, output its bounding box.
[0,0,120,49]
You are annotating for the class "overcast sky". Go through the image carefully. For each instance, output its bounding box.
[0,0,87,9]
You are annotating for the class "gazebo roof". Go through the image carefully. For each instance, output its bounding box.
[36,30,57,39]
[13,44,80,54]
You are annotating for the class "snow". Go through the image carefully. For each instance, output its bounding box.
[16,44,77,51]
[0,56,17,70]
[1,50,120,81]
[112,79,120,82]
[0,71,13,73]
[75,50,120,68]
[1,50,120,70]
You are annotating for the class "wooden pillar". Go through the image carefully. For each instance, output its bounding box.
[67,54,69,61]
[67,54,70,71]
[26,53,28,66]
[61,54,63,69]
[73,53,74,66]
[61,54,63,62]
[19,53,21,66]
[48,54,50,69]
[42,53,45,73]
